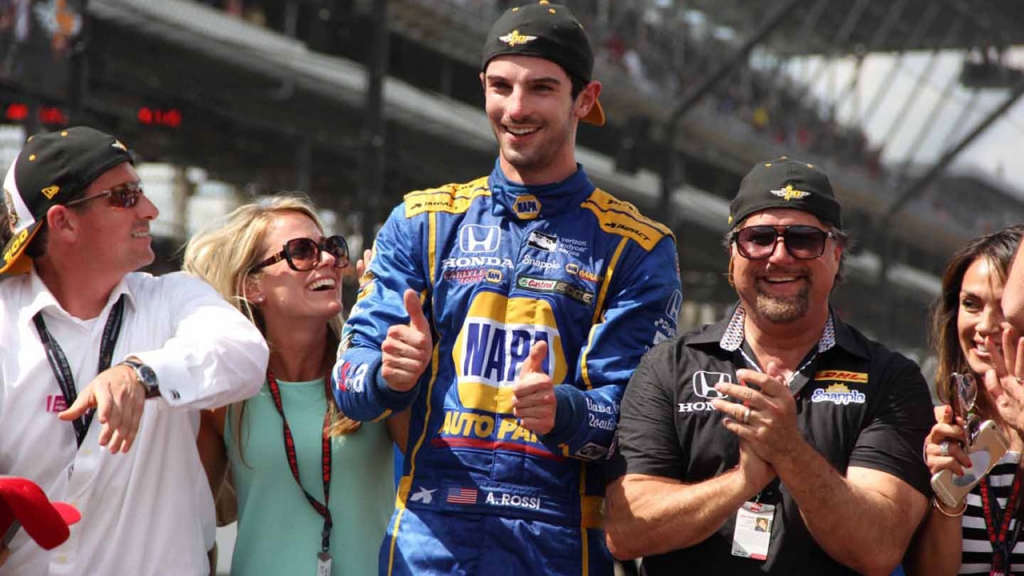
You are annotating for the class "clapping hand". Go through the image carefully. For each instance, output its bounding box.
[711,362,801,465]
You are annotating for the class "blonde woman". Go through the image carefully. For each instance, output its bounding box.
[183,195,405,576]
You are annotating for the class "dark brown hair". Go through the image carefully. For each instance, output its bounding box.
[931,224,1024,408]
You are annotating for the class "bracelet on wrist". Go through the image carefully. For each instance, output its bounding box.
[932,497,967,517]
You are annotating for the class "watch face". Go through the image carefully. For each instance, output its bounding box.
[135,365,159,398]
[138,365,157,385]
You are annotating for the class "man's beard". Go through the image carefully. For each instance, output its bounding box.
[754,286,810,324]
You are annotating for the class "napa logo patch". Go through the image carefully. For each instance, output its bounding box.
[770,184,809,201]
[811,383,866,405]
[436,410,556,459]
[513,194,541,220]
[453,292,567,414]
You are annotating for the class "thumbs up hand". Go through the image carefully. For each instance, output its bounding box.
[380,289,433,393]
[512,341,557,435]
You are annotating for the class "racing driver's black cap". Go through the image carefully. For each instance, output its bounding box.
[481,1,605,126]
[729,157,843,230]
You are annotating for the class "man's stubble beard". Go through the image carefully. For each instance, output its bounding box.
[501,127,569,174]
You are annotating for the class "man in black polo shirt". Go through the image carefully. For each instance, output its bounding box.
[604,158,934,575]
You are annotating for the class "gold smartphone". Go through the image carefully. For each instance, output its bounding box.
[931,419,1011,508]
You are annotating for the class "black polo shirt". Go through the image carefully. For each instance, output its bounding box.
[608,304,933,575]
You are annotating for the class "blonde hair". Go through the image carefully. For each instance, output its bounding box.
[182,194,359,445]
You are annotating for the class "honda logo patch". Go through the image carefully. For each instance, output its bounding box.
[459,225,501,253]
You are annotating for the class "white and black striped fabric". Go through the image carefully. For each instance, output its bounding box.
[959,452,1024,574]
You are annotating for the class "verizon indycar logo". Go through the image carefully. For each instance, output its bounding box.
[527,230,558,252]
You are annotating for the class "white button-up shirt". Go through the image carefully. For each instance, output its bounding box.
[0,269,269,576]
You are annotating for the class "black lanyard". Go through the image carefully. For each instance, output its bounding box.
[33,295,126,448]
[979,466,1024,575]
[265,371,333,554]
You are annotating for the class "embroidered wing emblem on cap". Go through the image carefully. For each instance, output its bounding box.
[769,184,810,201]
[3,189,18,230]
[500,29,537,47]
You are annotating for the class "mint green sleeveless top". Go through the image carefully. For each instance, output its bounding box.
[225,378,394,576]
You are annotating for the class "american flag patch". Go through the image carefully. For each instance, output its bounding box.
[446,487,478,505]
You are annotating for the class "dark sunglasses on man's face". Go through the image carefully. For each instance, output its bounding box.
[65,182,145,209]
[252,235,351,272]
[732,225,834,260]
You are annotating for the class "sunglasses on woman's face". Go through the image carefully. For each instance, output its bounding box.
[65,182,145,209]
[252,235,351,272]
[731,225,834,260]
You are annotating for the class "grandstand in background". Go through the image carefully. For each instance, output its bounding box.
[1,0,1023,361]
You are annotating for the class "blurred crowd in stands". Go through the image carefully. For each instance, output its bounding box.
[193,0,1024,240]
[196,0,882,177]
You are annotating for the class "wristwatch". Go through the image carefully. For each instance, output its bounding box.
[120,359,161,399]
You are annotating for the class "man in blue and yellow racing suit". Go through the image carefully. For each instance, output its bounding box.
[333,3,682,575]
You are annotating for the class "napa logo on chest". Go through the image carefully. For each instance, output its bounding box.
[453,292,567,414]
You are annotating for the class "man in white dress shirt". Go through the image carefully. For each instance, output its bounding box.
[0,127,269,576]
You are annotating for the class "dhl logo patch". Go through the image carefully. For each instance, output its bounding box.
[814,370,868,383]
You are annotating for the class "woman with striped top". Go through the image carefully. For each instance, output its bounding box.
[906,225,1024,576]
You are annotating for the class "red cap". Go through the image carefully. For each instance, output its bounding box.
[0,477,81,550]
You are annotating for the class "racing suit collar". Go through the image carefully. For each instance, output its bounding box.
[488,160,595,220]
